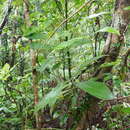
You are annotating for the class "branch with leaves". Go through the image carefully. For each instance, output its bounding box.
[48,0,95,40]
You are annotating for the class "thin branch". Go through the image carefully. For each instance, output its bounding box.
[107,95,130,102]
[48,0,95,40]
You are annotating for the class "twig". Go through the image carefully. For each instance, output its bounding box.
[106,95,130,102]
[48,0,95,40]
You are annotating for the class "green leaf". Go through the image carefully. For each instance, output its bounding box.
[30,42,43,49]
[0,107,11,113]
[97,27,120,35]
[38,58,55,72]
[0,63,10,80]
[87,12,110,19]
[54,37,89,51]
[35,83,66,112]
[23,26,46,40]
[121,107,130,114]
[8,117,21,124]
[100,61,117,68]
[124,6,130,10]
[24,32,46,40]
[77,79,114,100]
[13,0,23,6]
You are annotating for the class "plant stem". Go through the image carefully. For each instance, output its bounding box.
[65,0,71,79]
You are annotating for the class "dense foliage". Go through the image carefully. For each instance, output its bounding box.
[0,0,130,129]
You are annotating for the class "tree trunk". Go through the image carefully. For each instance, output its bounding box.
[0,0,13,35]
[24,0,41,129]
[76,0,130,129]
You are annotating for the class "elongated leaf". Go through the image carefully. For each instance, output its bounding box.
[98,27,120,35]
[35,83,66,111]
[24,32,46,40]
[87,12,109,19]
[54,37,89,51]
[77,80,114,100]
[100,61,117,68]
[38,58,55,72]
[23,26,46,40]
[30,42,43,49]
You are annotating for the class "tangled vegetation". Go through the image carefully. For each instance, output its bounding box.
[0,0,130,129]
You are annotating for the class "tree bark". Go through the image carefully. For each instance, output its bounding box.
[76,0,130,129]
[24,0,41,129]
[96,0,130,80]
[0,0,13,35]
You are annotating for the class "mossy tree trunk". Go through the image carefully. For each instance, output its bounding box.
[76,0,130,129]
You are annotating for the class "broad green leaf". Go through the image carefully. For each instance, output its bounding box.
[35,83,66,111]
[87,12,109,19]
[77,80,114,100]
[97,27,120,35]
[54,37,89,51]
[30,42,43,49]
[38,58,55,72]
[24,32,46,40]
[23,26,46,40]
